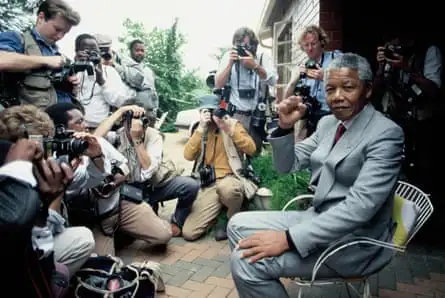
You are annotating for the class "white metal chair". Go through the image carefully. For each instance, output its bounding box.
[281,180,434,298]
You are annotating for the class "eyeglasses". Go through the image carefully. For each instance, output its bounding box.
[302,41,319,49]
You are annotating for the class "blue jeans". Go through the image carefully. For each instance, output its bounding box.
[146,176,199,227]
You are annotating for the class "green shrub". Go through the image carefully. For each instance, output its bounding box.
[252,151,311,211]
[160,121,178,133]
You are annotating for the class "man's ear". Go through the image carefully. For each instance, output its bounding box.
[365,81,373,99]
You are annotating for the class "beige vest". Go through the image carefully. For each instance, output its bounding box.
[194,119,258,200]
[17,31,58,108]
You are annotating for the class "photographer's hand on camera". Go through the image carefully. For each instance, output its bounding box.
[228,49,240,66]
[213,115,234,135]
[239,50,257,70]
[42,55,66,70]
[4,139,43,163]
[198,109,212,132]
[277,95,307,129]
[306,65,324,80]
[118,105,145,118]
[33,157,74,206]
[95,63,106,85]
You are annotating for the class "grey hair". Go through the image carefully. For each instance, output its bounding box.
[324,53,373,87]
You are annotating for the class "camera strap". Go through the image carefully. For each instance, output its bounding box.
[232,53,263,93]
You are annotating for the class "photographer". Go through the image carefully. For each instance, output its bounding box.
[0,0,81,109]
[0,139,74,296]
[182,95,257,241]
[74,34,135,130]
[214,27,277,155]
[372,30,443,194]
[0,104,108,277]
[94,102,199,243]
[284,25,342,138]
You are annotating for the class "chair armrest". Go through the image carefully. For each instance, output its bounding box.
[281,194,314,211]
[311,236,406,283]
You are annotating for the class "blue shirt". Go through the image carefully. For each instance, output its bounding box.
[303,50,343,112]
[0,29,72,103]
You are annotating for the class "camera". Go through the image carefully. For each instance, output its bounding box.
[42,125,89,160]
[239,165,261,185]
[100,47,112,61]
[293,59,322,117]
[234,43,257,57]
[123,110,150,128]
[51,52,100,83]
[199,165,216,187]
[93,162,123,197]
[384,44,405,60]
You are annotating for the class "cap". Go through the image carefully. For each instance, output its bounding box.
[94,34,112,48]
[198,94,220,110]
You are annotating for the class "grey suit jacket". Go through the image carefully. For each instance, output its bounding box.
[269,104,404,277]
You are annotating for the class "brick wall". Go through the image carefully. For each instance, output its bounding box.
[319,0,343,51]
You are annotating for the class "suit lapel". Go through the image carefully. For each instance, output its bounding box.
[316,105,376,199]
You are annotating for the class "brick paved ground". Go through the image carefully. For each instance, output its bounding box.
[117,233,445,298]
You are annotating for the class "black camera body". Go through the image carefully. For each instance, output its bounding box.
[384,44,405,60]
[123,110,150,128]
[51,60,96,83]
[93,162,123,197]
[213,87,231,104]
[42,126,88,160]
[199,164,216,187]
[99,47,112,61]
[294,59,322,118]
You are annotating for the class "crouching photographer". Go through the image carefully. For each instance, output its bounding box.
[94,101,199,244]
[0,105,103,295]
[182,95,259,241]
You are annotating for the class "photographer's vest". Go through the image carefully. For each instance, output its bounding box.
[192,119,258,199]
[17,31,57,108]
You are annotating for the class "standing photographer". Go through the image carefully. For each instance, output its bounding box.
[74,34,135,130]
[215,27,277,155]
[0,0,81,109]
[372,30,443,196]
[284,25,342,138]
[182,95,258,241]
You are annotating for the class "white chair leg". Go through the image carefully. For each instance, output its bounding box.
[363,279,371,298]
[297,287,303,298]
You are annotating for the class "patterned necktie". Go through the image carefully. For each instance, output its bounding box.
[333,123,346,145]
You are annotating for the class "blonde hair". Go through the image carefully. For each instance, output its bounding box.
[0,105,55,142]
[297,25,329,50]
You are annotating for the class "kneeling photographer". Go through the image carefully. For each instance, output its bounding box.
[372,29,443,195]
[0,105,101,292]
[94,101,199,244]
[183,95,258,241]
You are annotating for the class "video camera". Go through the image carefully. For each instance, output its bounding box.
[42,125,89,162]
[294,60,322,118]
[51,51,101,82]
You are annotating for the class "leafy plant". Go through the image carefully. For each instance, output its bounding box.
[0,0,41,32]
[252,152,311,211]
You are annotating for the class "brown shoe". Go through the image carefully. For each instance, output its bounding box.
[171,223,182,237]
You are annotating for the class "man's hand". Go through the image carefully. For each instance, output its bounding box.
[376,46,386,63]
[306,65,324,80]
[199,109,212,130]
[213,115,233,135]
[228,49,240,66]
[5,139,43,163]
[72,132,102,158]
[42,56,65,69]
[118,105,145,118]
[75,51,89,61]
[33,157,74,204]
[130,118,145,141]
[240,50,257,70]
[277,95,307,129]
[385,53,410,71]
[237,230,290,263]
[95,63,105,85]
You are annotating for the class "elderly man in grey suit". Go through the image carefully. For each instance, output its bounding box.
[227,53,405,298]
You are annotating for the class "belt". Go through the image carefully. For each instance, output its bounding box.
[228,103,252,116]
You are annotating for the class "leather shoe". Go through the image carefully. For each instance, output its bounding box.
[214,222,228,241]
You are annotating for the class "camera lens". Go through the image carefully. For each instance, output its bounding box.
[69,138,89,156]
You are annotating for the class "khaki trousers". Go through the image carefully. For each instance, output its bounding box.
[93,200,172,255]
[182,175,244,241]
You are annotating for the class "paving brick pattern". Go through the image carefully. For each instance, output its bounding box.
[117,235,445,298]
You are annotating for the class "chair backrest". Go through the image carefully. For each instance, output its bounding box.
[394,180,434,246]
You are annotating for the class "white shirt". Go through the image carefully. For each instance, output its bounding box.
[77,65,136,127]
